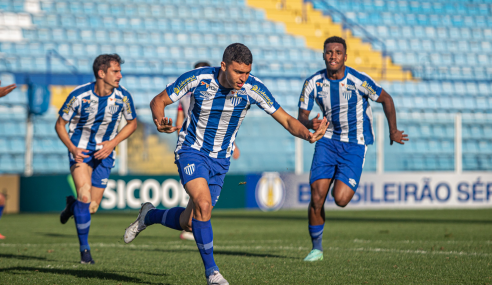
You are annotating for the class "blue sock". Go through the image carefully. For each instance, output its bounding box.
[309,224,324,251]
[72,201,91,252]
[192,218,218,278]
[145,207,185,231]
[0,205,4,221]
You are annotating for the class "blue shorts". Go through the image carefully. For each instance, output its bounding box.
[69,150,114,188]
[309,138,367,191]
[175,147,230,206]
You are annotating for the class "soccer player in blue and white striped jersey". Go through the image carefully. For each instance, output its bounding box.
[56,54,137,264]
[124,43,329,285]
[298,37,409,262]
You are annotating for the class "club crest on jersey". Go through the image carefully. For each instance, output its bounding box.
[184,164,195,176]
[230,96,242,106]
[108,105,119,114]
[343,91,352,100]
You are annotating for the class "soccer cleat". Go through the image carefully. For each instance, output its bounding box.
[303,249,324,261]
[124,202,156,244]
[180,231,195,241]
[0,233,5,239]
[60,195,77,224]
[207,271,229,285]
[80,249,95,264]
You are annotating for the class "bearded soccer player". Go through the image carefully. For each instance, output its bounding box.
[56,54,137,264]
[298,36,409,262]
[124,43,328,285]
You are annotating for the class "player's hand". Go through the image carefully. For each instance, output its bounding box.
[0,80,16,98]
[154,117,180,133]
[232,146,240,160]
[70,147,90,163]
[94,140,117,160]
[308,118,329,143]
[390,129,409,145]
[310,113,322,130]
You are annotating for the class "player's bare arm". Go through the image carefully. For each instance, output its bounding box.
[298,109,322,131]
[150,89,180,133]
[55,116,89,163]
[94,118,137,160]
[376,89,409,145]
[0,80,17,98]
[272,107,328,143]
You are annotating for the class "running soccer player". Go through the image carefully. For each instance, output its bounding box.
[56,54,137,264]
[124,43,329,285]
[298,37,408,262]
[0,193,5,239]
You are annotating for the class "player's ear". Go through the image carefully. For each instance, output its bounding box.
[98,69,105,79]
[220,61,227,72]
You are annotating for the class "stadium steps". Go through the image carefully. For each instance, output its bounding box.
[245,0,412,81]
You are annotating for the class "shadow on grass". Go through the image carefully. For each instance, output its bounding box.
[212,214,492,224]
[0,254,48,261]
[0,267,168,284]
[38,232,123,239]
[129,248,290,259]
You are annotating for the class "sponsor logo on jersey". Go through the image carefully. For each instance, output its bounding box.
[347,84,356,90]
[349,178,357,187]
[251,85,273,107]
[361,81,376,95]
[122,96,132,114]
[200,80,218,92]
[115,99,123,104]
[63,97,77,114]
[173,75,197,95]
[343,91,352,100]
[255,172,286,212]
[184,164,195,176]
[82,99,97,104]
[299,95,305,102]
[318,91,330,97]
[316,82,330,87]
[301,81,309,95]
[237,89,248,96]
[84,106,97,113]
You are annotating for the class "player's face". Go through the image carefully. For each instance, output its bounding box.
[100,61,122,88]
[323,43,347,72]
[221,61,251,90]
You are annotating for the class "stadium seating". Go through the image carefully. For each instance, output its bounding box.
[0,0,490,174]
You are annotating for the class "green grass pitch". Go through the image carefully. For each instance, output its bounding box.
[0,209,491,284]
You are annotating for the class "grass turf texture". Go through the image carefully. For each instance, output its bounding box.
[0,209,491,284]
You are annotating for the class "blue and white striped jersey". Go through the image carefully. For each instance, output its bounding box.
[166,67,281,159]
[298,67,382,145]
[59,82,137,153]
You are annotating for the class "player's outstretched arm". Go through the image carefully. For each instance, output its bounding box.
[0,80,16,98]
[150,89,180,133]
[272,107,328,143]
[55,116,89,163]
[94,118,138,160]
[376,89,409,145]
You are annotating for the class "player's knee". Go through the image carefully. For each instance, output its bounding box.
[77,184,92,203]
[194,199,212,219]
[89,201,99,214]
[0,193,5,206]
[335,197,350,208]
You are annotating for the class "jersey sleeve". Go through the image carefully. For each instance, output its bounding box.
[298,79,316,111]
[58,92,80,121]
[165,70,200,103]
[122,91,137,120]
[357,73,382,101]
[247,80,281,115]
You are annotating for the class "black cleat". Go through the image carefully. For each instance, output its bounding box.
[60,195,76,224]
[80,249,95,264]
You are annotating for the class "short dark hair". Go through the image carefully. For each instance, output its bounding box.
[222,43,253,65]
[93,54,124,79]
[194,61,211,68]
[323,36,347,53]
